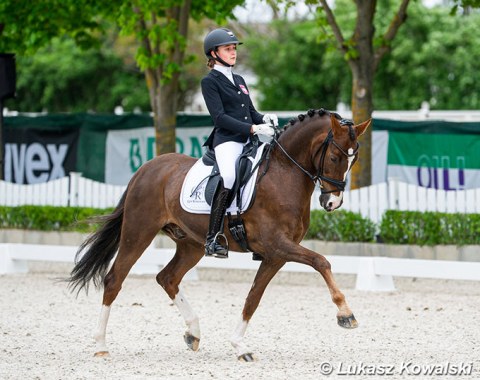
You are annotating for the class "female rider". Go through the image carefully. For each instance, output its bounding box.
[201,28,278,258]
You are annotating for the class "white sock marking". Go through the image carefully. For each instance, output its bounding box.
[94,305,111,353]
[173,289,200,339]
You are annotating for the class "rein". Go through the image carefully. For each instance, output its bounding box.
[273,130,359,194]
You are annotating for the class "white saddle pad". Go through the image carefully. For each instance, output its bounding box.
[180,143,267,215]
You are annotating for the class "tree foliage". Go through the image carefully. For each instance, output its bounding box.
[247,20,350,111]
[0,0,244,155]
[0,0,112,53]
[248,2,480,112]
[12,38,150,113]
[375,3,480,109]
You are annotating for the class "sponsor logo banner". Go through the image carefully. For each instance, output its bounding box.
[381,132,480,190]
[3,128,78,184]
[105,126,210,185]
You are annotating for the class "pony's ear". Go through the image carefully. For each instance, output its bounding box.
[355,119,371,137]
[330,114,342,137]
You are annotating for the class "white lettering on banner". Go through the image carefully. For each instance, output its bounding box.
[4,143,68,184]
[48,144,68,180]
[4,144,26,183]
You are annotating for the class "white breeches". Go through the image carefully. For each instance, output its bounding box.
[214,141,245,189]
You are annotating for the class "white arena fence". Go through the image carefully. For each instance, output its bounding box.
[1,173,480,223]
[2,175,480,291]
[1,243,480,291]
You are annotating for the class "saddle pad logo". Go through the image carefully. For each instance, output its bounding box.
[239,84,249,95]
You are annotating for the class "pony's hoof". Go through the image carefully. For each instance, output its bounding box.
[238,353,256,362]
[184,333,200,351]
[94,351,110,358]
[337,314,358,329]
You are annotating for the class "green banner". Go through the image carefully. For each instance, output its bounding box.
[4,113,480,188]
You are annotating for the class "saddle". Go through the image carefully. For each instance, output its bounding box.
[202,138,260,209]
[200,137,269,258]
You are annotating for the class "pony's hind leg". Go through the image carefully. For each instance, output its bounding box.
[231,258,285,361]
[156,239,204,351]
[94,225,161,357]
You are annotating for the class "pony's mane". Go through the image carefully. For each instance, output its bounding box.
[278,108,356,141]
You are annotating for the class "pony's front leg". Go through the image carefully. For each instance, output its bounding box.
[281,240,357,329]
[321,263,358,329]
[231,258,285,361]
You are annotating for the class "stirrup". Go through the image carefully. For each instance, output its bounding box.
[205,232,229,259]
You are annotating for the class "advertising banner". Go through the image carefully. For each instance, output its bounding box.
[4,114,480,190]
[105,125,211,185]
[373,119,480,190]
[385,132,480,191]
[3,127,79,184]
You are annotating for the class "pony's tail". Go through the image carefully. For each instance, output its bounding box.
[67,188,128,295]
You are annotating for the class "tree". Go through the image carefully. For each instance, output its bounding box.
[310,0,411,189]
[0,0,244,157]
[247,2,480,112]
[114,0,244,155]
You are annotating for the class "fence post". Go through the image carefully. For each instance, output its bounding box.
[355,257,395,291]
[388,177,400,211]
[69,172,82,207]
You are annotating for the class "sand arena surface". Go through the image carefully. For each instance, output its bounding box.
[1,265,479,380]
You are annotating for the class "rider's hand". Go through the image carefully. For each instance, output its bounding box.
[251,123,275,137]
[262,113,279,127]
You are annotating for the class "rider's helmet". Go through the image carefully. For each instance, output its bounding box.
[203,28,242,59]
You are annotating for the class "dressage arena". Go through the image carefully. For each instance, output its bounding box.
[1,263,479,379]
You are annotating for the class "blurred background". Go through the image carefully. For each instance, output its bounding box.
[1,0,479,188]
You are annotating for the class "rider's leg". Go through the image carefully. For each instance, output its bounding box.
[205,179,230,258]
[205,141,243,258]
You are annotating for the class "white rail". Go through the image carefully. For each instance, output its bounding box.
[1,243,479,291]
[2,175,480,224]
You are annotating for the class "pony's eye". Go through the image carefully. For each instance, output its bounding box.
[330,154,338,163]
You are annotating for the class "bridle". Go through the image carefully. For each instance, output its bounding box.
[273,129,359,194]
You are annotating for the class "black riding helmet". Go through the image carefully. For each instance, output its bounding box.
[203,28,242,67]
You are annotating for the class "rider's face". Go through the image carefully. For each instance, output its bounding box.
[213,44,237,66]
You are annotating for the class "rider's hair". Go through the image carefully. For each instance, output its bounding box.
[207,58,215,69]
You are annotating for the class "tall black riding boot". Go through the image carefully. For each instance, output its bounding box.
[205,183,231,258]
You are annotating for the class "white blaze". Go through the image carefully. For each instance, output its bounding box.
[325,147,355,210]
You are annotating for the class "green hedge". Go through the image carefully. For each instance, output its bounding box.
[306,210,376,242]
[0,206,113,233]
[1,205,479,246]
[379,210,480,246]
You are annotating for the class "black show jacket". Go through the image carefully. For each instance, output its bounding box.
[201,69,264,148]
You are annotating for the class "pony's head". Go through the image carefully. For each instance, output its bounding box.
[314,114,370,212]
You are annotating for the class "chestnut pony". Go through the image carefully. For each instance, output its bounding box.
[68,109,370,361]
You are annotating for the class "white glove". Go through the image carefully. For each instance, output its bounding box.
[252,123,275,137]
[262,113,279,127]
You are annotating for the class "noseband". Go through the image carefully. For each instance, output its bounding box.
[274,129,359,194]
